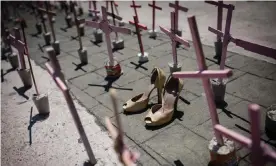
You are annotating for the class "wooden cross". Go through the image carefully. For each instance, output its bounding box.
[38,2,57,42]
[85,6,131,66]
[106,1,122,40]
[169,0,188,33]
[130,0,141,22]
[106,0,119,16]
[129,16,148,57]
[214,104,276,166]
[45,61,97,165]
[70,2,84,50]
[9,28,26,69]
[148,0,162,31]
[160,12,190,66]
[88,1,100,20]
[71,18,85,41]
[173,16,234,145]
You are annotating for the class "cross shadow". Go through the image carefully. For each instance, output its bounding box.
[72,62,87,72]
[88,76,133,92]
[60,26,71,32]
[145,106,184,131]
[29,33,41,38]
[216,100,228,109]
[179,96,191,105]
[13,86,31,100]
[112,47,124,53]
[38,43,50,53]
[70,36,79,41]
[83,161,93,166]
[221,108,250,123]
[174,160,184,166]
[130,61,148,71]
[42,56,50,61]
[149,35,163,42]
[90,40,102,47]
[28,106,49,145]
[3,68,16,76]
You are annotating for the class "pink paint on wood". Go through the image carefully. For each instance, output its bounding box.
[172,69,232,79]
[130,0,141,22]
[169,0,188,31]
[85,6,131,66]
[214,104,276,165]
[148,0,162,31]
[9,33,26,70]
[185,16,224,145]
[205,1,235,10]
[159,12,189,65]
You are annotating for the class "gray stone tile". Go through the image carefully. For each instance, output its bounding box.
[60,37,93,52]
[226,73,276,107]
[267,71,276,80]
[58,55,97,79]
[103,47,138,62]
[225,54,257,69]
[208,63,246,82]
[87,104,115,125]
[110,111,176,144]
[69,72,105,90]
[146,42,173,58]
[239,59,276,78]
[124,37,151,52]
[144,124,209,166]
[94,92,126,112]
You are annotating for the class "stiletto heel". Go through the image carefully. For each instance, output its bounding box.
[157,86,162,104]
[144,75,183,127]
[123,67,166,113]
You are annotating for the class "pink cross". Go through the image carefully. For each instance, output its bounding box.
[88,1,100,20]
[9,28,26,69]
[45,60,97,165]
[86,6,131,66]
[160,12,190,66]
[173,16,234,145]
[70,2,84,50]
[169,0,188,32]
[148,0,162,31]
[214,104,276,166]
[106,1,122,39]
[130,0,141,22]
[129,16,148,56]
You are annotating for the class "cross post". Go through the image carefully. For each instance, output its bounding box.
[70,1,83,50]
[214,104,276,165]
[107,1,120,39]
[10,28,26,69]
[169,1,188,33]
[148,0,162,31]
[130,0,141,22]
[36,5,48,33]
[129,16,148,57]
[88,1,100,20]
[45,62,97,165]
[86,6,131,66]
[173,16,234,145]
[160,12,190,67]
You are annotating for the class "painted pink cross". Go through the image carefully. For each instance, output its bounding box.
[86,6,131,66]
[88,1,100,20]
[45,57,97,165]
[10,28,26,69]
[160,12,190,66]
[148,0,162,31]
[173,16,234,145]
[214,104,276,166]
[129,16,148,57]
[169,0,188,32]
[130,0,141,22]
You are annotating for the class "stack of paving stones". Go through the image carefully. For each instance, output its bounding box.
[5,5,276,166]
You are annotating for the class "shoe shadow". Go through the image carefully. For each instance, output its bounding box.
[13,86,31,100]
[28,106,49,145]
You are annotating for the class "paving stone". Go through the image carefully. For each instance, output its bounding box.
[146,42,173,58]
[124,37,151,52]
[225,54,257,69]
[60,37,93,53]
[227,73,276,107]
[208,63,246,82]
[87,104,115,125]
[69,51,108,69]
[267,71,276,80]
[103,47,138,62]
[110,110,176,144]
[144,124,210,166]
[94,92,126,112]
[69,71,104,90]
[239,59,276,78]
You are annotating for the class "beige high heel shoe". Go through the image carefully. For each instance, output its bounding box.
[123,67,166,113]
[144,75,183,126]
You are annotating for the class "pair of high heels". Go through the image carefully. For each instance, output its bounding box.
[123,67,183,127]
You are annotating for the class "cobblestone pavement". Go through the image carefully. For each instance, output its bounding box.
[2,4,276,166]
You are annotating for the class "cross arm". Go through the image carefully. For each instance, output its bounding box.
[205,1,235,10]
[37,7,56,16]
[169,3,188,12]
[107,12,123,21]
[129,21,148,30]
[85,20,100,29]
[173,69,232,79]
[130,4,141,8]
[160,26,190,48]
[148,4,162,10]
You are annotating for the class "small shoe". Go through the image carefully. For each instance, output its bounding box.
[123,67,166,113]
[144,75,183,126]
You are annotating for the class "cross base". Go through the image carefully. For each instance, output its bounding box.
[148,29,158,38]
[78,47,88,64]
[52,40,60,55]
[8,53,19,69]
[17,68,33,88]
[105,59,123,78]
[93,29,103,43]
[43,32,51,46]
[208,137,238,166]
[112,39,124,50]
[79,24,85,36]
[65,15,73,28]
[137,52,149,63]
[214,41,223,63]
[118,20,125,27]
[35,23,42,34]
[168,62,182,73]
[32,93,50,115]
[211,78,227,105]
[78,7,84,16]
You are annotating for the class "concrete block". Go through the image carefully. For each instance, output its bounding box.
[78,47,88,64]
[17,68,32,87]
[52,40,60,55]
[43,32,51,46]
[35,23,42,34]
[148,29,158,38]
[112,39,124,50]
[168,62,182,73]
[8,53,19,69]
[137,52,149,63]
[79,24,85,36]
[93,29,103,43]
[32,93,50,115]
